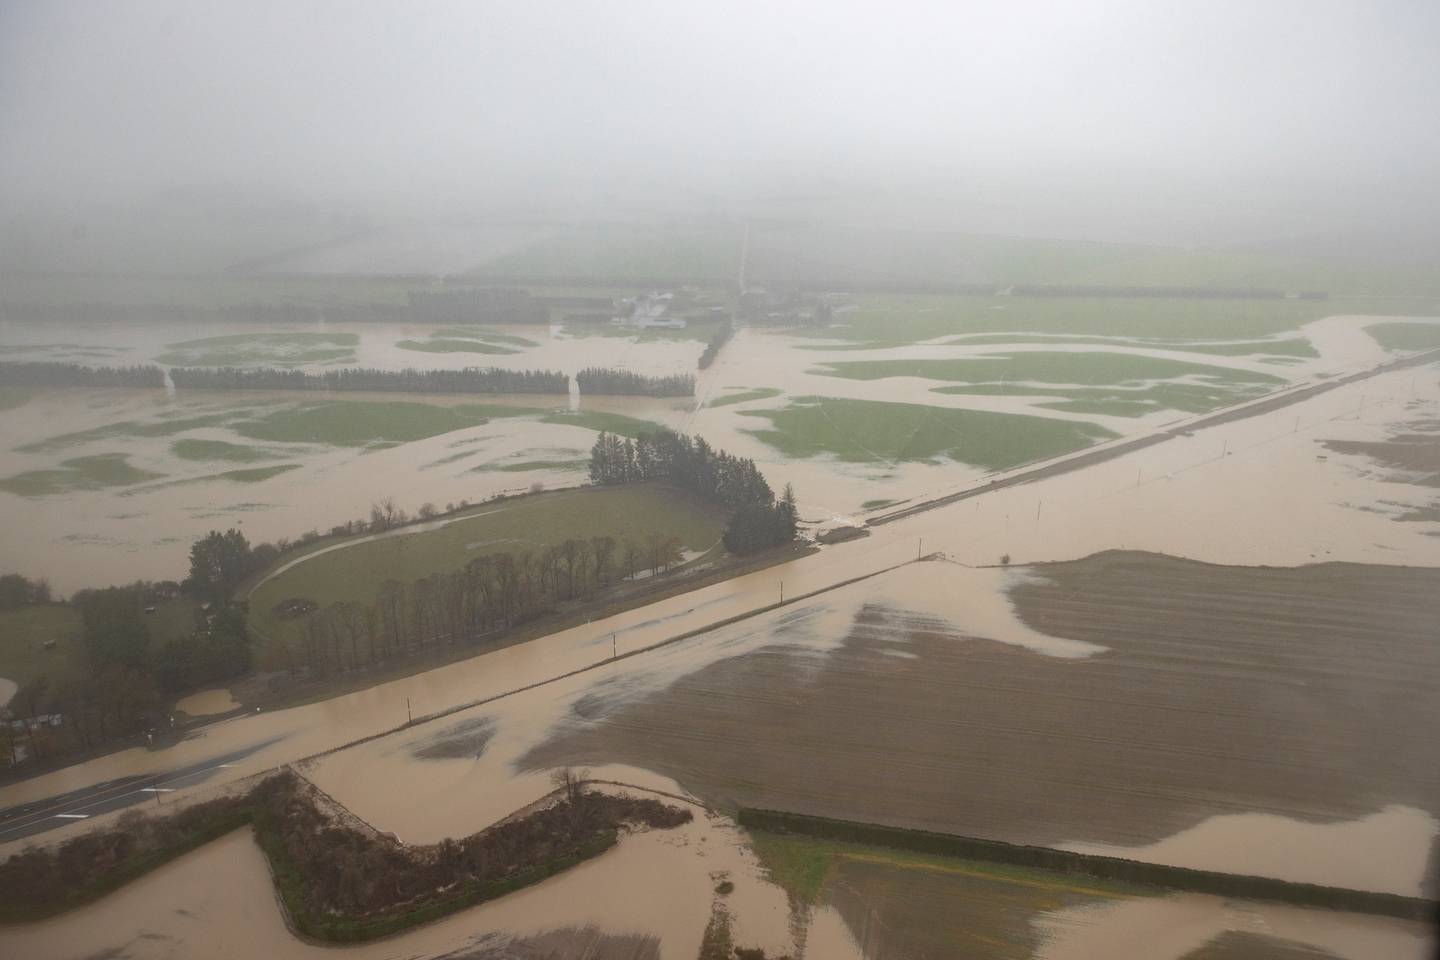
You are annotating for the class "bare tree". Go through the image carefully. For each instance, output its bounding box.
[550,766,590,805]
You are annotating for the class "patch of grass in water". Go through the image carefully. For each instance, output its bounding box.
[1366,321,1440,352]
[233,401,542,447]
[17,413,244,453]
[935,380,1267,416]
[434,327,540,346]
[817,352,1284,388]
[862,498,901,510]
[0,453,164,497]
[155,332,359,366]
[472,459,588,473]
[943,332,1318,358]
[708,387,782,408]
[805,294,1440,344]
[396,338,518,355]
[220,464,301,483]
[171,439,280,462]
[539,410,665,439]
[123,464,301,496]
[740,396,1115,468]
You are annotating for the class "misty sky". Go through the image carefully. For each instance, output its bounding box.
[2,0,1438,248]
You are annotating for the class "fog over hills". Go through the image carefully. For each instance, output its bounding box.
[2,0,1438,272]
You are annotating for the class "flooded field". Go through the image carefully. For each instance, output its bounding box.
[3,304,1439,959]
[4,307,1439,591]
[522,556,1440,895]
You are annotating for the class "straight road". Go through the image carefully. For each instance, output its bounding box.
[0,736,283,842]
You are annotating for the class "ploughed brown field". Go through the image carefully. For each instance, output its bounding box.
[521,551,1440,894]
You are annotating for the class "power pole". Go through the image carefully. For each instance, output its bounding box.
[612,633,617,659]
[779,581,784,603]
[406,697,412,725]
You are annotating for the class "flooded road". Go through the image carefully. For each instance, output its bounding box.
[2,320,1438,958]
[5,314,1436,590]
[4,358,1437,820]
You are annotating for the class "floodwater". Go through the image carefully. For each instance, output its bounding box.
[0,794,799,960]
[174,688,239,717]
[5,313,1437,590]
[3,318,1440,957]
[4,358,1437,820]
[1034,893,1433,960]
[1062,804,1437,897]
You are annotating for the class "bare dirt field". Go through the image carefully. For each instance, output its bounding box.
[521,552,1440,896]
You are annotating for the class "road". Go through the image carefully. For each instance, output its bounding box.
[871,345,1440,525]
[2,343,1436,842]
[0,736,282,842]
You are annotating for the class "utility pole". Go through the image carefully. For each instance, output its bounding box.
[612,633,617,659]
[1035,500,1042,526]
[917,537,922,560]
[779,581,784,603]
[406,697,412,725]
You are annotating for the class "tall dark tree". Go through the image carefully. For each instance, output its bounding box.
[185,529,254,602]
[77,587,150,668]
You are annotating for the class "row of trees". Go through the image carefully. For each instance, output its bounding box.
[2,530,268,766]
[589,429,799,554]
[2,287,564,327]
[722,489,799,554]
[0,573,52,609]
[168,365,568,395]
[576,367,695,397]
[589,429,773,506]
[7,579,252,766]
[0,362,165,388]
[698,320,733,369]
[294,532,685,677]
[1,301,410,326]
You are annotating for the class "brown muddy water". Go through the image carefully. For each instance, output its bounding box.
[5,359,1437,825]
[522,554,1440,896]
[4,314,1437,591]
[3,323,1439,958]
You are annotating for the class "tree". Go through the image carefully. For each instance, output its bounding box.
[622,541,643,581]
[777,484,799,541]
[78,587,150,668]
[590,536,617,587]
[185,529,254,602]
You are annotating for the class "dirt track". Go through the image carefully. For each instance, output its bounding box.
[521,552,1440,895]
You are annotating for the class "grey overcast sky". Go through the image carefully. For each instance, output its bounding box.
[2,0,1438,247]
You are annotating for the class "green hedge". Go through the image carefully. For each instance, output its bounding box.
[0,807,253,925]
[252,807,618,943]
[4,795,619,940]
[737,808,1435,921]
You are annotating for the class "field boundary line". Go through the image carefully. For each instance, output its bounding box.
[738,808,1437,921]
[298,555,925,765]
[868,346,1440,526]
